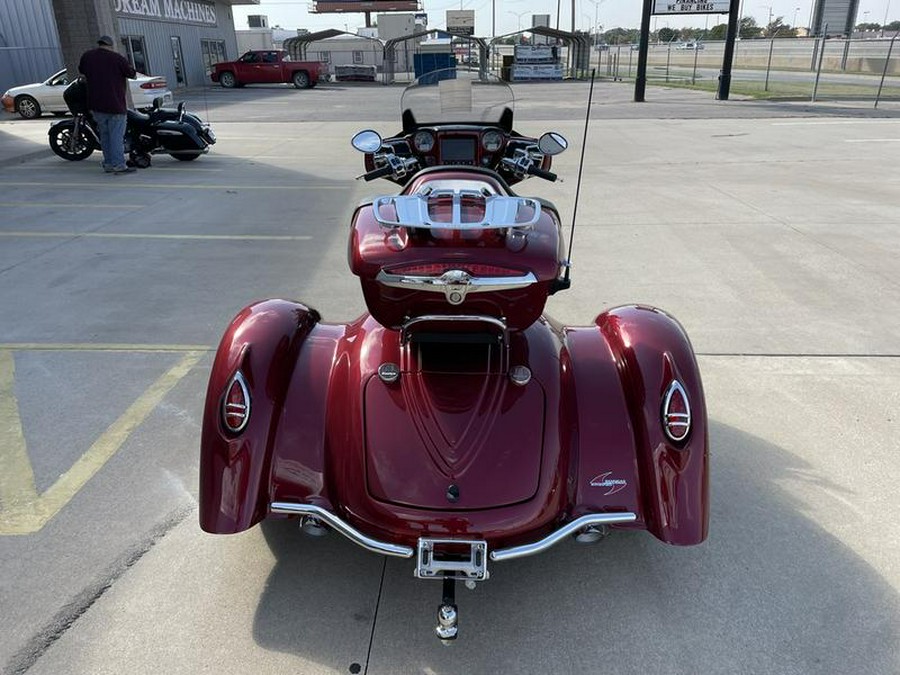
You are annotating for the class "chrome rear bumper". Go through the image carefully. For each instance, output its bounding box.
[270,502,637,563]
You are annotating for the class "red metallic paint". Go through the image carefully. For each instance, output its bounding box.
[201,308,708,549]
[199,166,709,554]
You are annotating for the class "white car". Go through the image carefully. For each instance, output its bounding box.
[1,69,173,119]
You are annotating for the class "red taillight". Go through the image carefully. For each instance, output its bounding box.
[662,380,691,443]
[222,372,250,433]
[388,263,523,277]
[140,80,166,89]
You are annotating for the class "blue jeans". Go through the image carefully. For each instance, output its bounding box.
[92,111,127,169]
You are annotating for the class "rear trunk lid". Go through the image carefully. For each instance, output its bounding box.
[364,340,545,510]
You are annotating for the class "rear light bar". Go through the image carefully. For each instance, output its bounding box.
[140,80,167,89]
[388,263,524,277]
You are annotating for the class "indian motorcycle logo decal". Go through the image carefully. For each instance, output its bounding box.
[589,472,627,496]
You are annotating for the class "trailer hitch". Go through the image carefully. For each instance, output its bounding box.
[435,575,458,642]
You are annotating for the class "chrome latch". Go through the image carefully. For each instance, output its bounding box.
[441,270,471,305]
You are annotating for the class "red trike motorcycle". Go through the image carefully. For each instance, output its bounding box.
[200,70,709,641]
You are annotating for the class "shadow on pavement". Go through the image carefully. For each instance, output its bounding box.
[251,420,899,674]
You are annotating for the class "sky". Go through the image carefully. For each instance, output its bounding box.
[232,0,897,35]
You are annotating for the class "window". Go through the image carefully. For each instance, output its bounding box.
[317,51,331,64]
[170,36,186,86]
[240,52,261,63]
[352,51,364,64]
[201,39,227,74]
[121,35,149,74]
[262,51,278,63]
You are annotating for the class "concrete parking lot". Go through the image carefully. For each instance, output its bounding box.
[1,81,899,674]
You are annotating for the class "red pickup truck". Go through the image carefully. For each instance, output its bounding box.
[211,50,322,89]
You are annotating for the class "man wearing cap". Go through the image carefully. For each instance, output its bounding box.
[78,36,137,174]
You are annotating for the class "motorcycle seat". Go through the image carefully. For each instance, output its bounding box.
[127,109,150,124]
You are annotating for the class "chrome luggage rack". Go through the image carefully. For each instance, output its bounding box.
[372,186,542,231]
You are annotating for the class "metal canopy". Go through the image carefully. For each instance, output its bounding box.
[489,27,592,79]
[283,30,384,60]
[383,29,490,83]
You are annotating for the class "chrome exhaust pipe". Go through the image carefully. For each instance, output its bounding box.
[301,515,328,537]
[574,524,608,544]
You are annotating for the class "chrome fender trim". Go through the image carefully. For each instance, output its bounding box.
[490,513,638,562]
[270,502,414,558]
[270,504,635,563]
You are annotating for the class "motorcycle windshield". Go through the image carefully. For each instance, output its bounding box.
[400,68,514,126]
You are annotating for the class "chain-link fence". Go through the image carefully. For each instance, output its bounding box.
[596,35,900,106]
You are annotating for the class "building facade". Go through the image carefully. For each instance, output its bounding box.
[0,0,63,96]
[113,0,253,87]
[0,0,254,95]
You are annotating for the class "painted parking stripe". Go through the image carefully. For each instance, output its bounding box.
[0,343,211,352]
[0,202,147,209]
[0,350,203,535]
[0,232,312,241]
[0,352,38,518]
[0,181,345,190]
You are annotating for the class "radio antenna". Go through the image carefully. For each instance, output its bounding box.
[560,68,596,290]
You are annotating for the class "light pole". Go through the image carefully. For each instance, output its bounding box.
[760,4,773,30]
[507,10,528,32]
[585,0,602,48]
[792,6,800,29]
[883,0,892,37]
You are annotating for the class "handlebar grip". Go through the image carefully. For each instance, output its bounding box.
[529,166,558,182]
[364,165,394,181]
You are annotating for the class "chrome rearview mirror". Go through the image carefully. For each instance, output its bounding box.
[352,129,383,153]
[538,132,568,156]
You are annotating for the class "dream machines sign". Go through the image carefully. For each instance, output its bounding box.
[114,0,218,26]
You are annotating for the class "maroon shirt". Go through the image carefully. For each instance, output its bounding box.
[78,47,136,114]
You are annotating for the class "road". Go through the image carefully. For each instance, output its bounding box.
[1,81,899,674]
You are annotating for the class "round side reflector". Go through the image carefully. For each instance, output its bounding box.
[662,380,691,443]
[222,371,250,433]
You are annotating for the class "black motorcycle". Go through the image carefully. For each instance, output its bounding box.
[48,78,215,167]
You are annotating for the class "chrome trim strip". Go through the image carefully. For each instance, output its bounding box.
[269,503,414,558]
[376,269,537,303]
[490,513,638,562]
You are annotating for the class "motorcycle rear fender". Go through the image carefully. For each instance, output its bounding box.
[568,305,709,546]
[199,299,320,534]
[155,120,206,149]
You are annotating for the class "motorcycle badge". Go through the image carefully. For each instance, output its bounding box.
[589,472,627,496]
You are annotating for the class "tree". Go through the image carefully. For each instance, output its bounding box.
[887,20,900,31]
[764,17,797,37]
[658,27,679,42]
[708,23,728,40]
[602,27,640,44]
[739,16,762,38]
[856,22,881,31]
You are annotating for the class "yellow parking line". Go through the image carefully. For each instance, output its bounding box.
[0,351,203,535]
[0,352,39,514]
[0,232,311,241]
[0,202,146,209]
[0,343,211,352]
[0,181,345,190]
